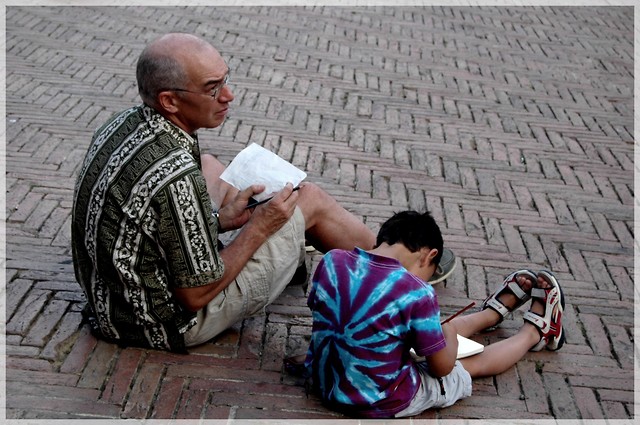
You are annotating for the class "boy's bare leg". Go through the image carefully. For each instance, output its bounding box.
[456,276,551,378]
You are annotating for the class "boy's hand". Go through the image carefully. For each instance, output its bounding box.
[424,323,458,377]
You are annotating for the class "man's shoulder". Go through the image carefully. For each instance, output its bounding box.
[93,104,145,138]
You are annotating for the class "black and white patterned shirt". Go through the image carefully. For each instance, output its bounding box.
[72,104,224,351]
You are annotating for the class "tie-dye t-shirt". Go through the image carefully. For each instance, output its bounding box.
[305,248,446,418]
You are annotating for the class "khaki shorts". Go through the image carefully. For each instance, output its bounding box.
[184,207,306,346]
[395,361,472,417]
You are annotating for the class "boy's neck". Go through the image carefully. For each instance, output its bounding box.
[368,243,407,261]
[368,243,436,282]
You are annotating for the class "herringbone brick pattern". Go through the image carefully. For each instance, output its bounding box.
[4,5,635,421]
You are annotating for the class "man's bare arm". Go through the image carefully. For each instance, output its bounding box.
[173,184,299,311]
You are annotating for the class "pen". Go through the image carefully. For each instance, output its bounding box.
[441,301,476,325]
[245,186,300,209]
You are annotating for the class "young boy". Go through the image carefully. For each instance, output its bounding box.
[303,210,565,418]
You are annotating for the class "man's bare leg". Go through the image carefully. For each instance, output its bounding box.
[296,183,375,252]
[201,154,240,208]
[201,153,376,252]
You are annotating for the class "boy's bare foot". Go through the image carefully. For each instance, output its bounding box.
[523,270,566,351]
[496,274,536,311]
[482,269,537,325]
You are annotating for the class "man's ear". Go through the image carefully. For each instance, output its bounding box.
[157,91,179,114]
[420,248,439,268]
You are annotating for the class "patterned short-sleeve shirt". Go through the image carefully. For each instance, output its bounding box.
[305,248,446,418]
[72,104,224,351]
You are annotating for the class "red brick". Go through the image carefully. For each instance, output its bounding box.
[6,289,50,335]
[516,361,549,414]
[59,326,97,373]
[41,310,83,361]
[202,405,233,419]
[6,356,54,372]
[100,348,144,405]
[77,340,118,389]
[494,364,521,399]
[601,401,630,419]
[150,375,185,419]
[6,278,33,319]
[7,394,121,417]
[234,407,341,419]
[573,386,604,419]
[543,372,579,418]
[190,377,303,397]
[262,322,288,371]
[8,380,100,400]
[598,389,634,404]
[6,368,78,386]
[580,313,612,356]
[121,361,164,418]
[3,5,636,422]
[174,388,208,419]
[237,315,265,359]
[22,298,69,347]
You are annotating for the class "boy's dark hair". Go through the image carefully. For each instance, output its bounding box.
[375,210,444,265]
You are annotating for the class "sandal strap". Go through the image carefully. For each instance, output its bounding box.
[523,309,549,352]
[482,269,537,321]
[484,297,510,318]
[523,309,546,329]
[506,280,529,300]
[530,287,547,300]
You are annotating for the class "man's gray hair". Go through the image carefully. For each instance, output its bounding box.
[136,49,187,105]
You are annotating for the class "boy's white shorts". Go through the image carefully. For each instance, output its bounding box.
[395,360,472,417]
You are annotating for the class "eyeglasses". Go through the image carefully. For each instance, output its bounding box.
[165,73,230,100]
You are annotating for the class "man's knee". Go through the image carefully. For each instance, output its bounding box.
[299,183,334,212]
[201,153,225,177]
[299,182,330,203]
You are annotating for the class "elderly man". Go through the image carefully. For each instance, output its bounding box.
[72,33,455,352]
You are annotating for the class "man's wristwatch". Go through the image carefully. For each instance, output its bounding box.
[212,211,222,231]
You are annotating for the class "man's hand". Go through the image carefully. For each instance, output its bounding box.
[244,183,299,239]
[217,183,299,235]
[216,184,265,231]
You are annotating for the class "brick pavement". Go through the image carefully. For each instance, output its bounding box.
[4,5,635,422]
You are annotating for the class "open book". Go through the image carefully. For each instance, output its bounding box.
[411,335,484,361]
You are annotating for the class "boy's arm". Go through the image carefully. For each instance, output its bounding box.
[424,323,459,377]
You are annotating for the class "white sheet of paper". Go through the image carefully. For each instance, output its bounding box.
[220,143,307,202]
[410,335,484,361]
[455,335,484,359]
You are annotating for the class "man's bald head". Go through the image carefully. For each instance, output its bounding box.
[136,33,217,106]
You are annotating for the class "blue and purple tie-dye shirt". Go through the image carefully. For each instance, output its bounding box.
[305,248,446,418]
